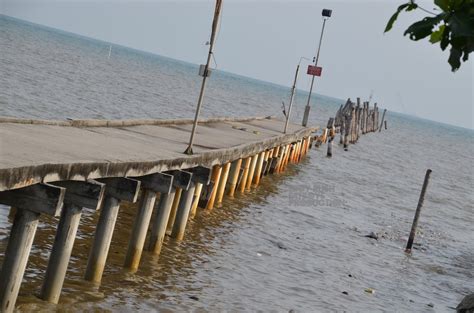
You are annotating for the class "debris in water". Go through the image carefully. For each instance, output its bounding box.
[342,291,349,295]
[456,293,474,313]
[364,288,375,294]
[364,232,379,240]
[427,303,434,308]
[189,295,199,301]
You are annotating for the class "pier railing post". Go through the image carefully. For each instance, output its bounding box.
[0,183,65,313]
[85,178,141,284]
[124,173,174,272]
[41,180,105,304]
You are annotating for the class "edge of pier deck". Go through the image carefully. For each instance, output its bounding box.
[0,116,318,192]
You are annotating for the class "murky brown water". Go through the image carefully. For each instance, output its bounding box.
[1,15,473,312]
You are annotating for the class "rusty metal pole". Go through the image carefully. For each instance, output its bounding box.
[184,0,223,155]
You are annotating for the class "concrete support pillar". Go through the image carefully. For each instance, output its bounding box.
[166,188,182,233]
[41,180,104,304]
[85,178,140,284]
[206,165,222,210]
[124,172,174,272]
[262,149,273,176]
[239,157,252,193]
[0,183,65,313]
[0,209,39,312]
[275,145,285,173]
[189,183,203,218]
[269,146,280,174]
[245,154,259,191]
[227,159,242,197]
[41,203,82,303]
[253,151,265,186]
[124,190,157,272]
[148,189,176,255]
[171,183,196,240]
[85,196,119,283]
[216,162,231,205]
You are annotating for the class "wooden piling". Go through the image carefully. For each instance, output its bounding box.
[406,169,432,252]
[206,165,222,209]
[216,162,231,205]
[379,109,387,132]
[171,183,196,240]
[227,159,242,197]
[327,137,333,157]
[339,120,344,144]
[246,154,259,190]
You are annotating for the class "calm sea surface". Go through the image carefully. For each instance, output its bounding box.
[0,15,473,312]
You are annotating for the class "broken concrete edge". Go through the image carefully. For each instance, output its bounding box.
[0,115,275,127]
[0,127,318,192]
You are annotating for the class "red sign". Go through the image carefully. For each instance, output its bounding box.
[307,65,322,77]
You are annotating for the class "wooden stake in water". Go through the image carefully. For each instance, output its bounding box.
[405,169,432,253]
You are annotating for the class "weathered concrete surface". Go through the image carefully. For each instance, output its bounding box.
[0,116,317,191]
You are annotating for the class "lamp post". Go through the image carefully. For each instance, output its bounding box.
[184,0,223,155]
[302,8,332,127]
[284,57,310,134]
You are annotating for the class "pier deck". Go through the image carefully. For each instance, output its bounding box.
[0,116,316,191]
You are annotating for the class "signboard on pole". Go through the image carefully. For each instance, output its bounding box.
[307,65,322,77]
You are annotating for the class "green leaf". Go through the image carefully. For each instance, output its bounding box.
[434,0,449,11]
[440,25,451,50]
[404,14,445,40]
[384,3,411,33]
[448,9,474,38]
[448,46,462,71]
[430,24,446,43]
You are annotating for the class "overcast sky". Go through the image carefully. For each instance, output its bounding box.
[1,0,473,129]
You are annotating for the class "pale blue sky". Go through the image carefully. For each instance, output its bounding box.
[1,0,473,128]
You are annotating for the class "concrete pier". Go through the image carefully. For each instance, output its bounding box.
[0,116,316,311]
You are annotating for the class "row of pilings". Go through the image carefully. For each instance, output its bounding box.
[0,135,312,312]
[312,97,386,154]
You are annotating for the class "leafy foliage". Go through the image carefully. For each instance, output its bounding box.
[385,0,474,72]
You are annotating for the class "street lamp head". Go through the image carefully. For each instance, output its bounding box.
[322,9,332,18]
